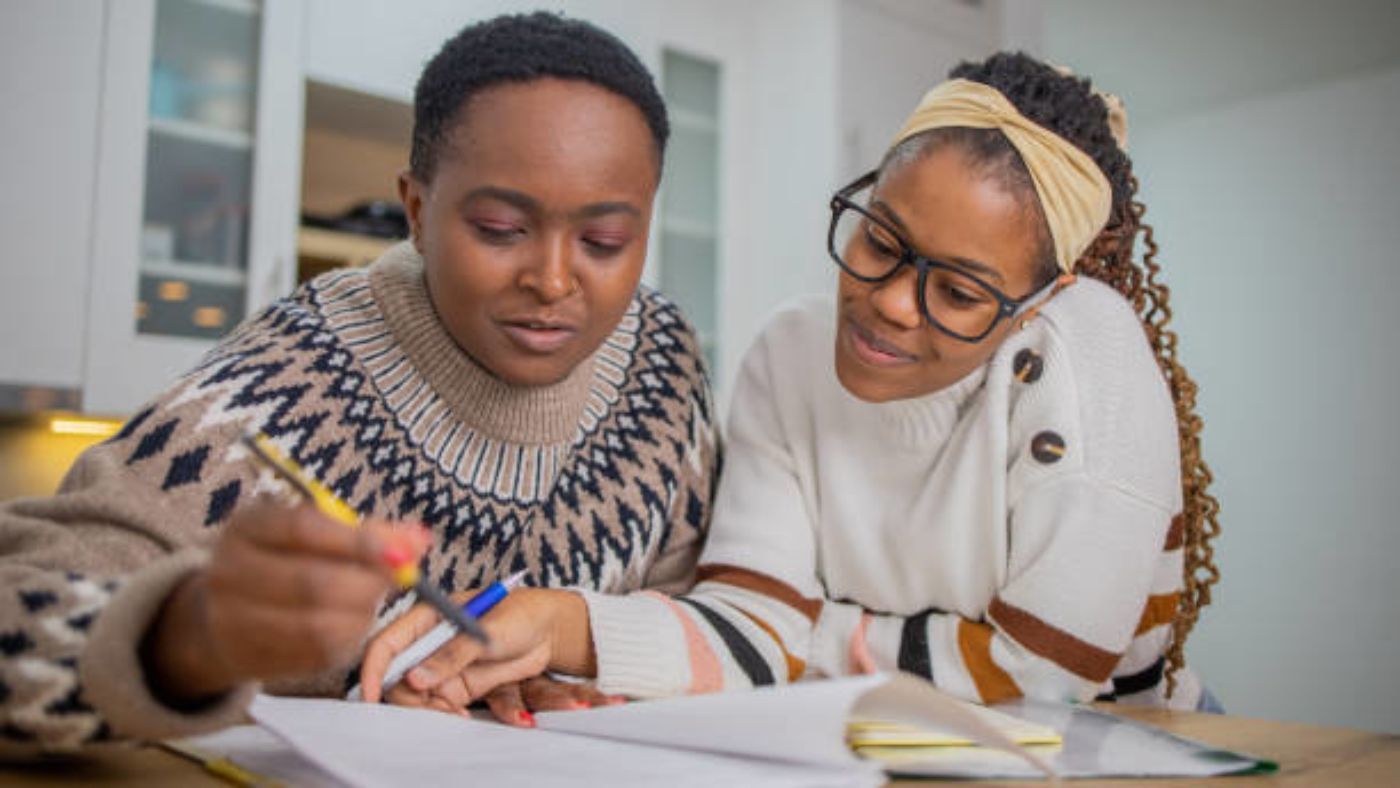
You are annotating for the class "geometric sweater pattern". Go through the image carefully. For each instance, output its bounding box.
[0,244,719,754]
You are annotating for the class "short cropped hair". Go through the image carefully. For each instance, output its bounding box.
[410,11,670,182]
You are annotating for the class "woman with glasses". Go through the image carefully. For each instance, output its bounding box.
[364,52,1223,715]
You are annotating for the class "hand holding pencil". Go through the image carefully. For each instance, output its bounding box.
[239,434,490,647]
[143,500,434,706]
[143,432,469,706]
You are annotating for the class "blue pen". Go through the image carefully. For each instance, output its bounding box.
[347,571,527,701]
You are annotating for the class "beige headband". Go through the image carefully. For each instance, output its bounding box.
[890,78,1111,273]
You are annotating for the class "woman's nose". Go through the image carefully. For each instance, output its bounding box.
[868,265,923,330]
[518,236,578,303]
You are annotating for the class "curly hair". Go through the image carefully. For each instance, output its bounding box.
[410,11,669,183]
[894,52,1222,696]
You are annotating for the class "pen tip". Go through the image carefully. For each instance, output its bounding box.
[504,570,528,588]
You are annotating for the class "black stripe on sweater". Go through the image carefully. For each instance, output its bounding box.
[1113,657,1166,697]
[678,598,776,687]
[898,611,937,681]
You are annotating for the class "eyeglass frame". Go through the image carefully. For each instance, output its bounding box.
[827,170,1051,343]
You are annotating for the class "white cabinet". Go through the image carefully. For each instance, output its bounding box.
[0,1,105,404]
[82,0,305,415]
[0,0,303,416]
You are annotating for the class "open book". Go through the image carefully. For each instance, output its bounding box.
[171,673,1269,787]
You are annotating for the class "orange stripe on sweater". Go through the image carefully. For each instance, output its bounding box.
[734,608,806,681]
[956,620,1022,704]
[989,597,1121,682]
[1163,514,1185,551]
[1134,592,1181,636]
[696,564,823,622]
[643,591,723,694]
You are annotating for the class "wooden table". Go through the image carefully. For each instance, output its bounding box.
[1,705,1396,786]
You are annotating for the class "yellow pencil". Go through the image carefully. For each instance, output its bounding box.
[241,432,490,646]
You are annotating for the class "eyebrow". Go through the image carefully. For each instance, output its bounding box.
[461,186,641,220]
[871,199,1006,285]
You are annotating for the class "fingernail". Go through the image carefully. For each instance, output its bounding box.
[607,696,627,706]
[408,667,435,686]
[572,700,591,710]
[518,710,536,728]
[381,543,412,567]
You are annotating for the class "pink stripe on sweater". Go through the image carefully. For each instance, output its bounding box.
[643,591,723,694]
[849,612,877,675]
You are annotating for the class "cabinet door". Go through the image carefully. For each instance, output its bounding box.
[84,0,303,416]
[0,1,104,398]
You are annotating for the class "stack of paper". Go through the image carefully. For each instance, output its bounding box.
[848,703,1062,770]
[170,672,1270,786]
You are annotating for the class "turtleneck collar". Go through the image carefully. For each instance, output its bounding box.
[864,364,989,449]
[368,244,598,446]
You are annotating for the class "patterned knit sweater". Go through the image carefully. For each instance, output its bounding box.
[582,282,1202,710]
[0,244,719,755]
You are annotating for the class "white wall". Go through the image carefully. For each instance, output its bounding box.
[837,0,991,185]
[1122,65,1400,734]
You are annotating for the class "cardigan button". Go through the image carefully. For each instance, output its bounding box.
[1031,431,1066,464]
[1014,348,1044,383]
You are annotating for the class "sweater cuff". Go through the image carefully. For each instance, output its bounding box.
[79,549,259,741]
[576,589,692,699]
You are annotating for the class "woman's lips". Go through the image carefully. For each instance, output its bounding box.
[500,320,578,353]
[844,318,918,366]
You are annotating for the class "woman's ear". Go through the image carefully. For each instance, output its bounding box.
[398,170,426,253]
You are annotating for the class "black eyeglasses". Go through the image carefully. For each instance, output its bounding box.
[828,171,1044,343]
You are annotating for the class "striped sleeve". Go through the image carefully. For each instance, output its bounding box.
[827,476,1181,705]
[581,564,824,697]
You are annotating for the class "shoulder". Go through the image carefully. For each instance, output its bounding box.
[630,285,713,396]
[192,270,362,371]
[742,293,835,379]
[598,287,721,453]
[719,294,838,437]
[999,278,1181,511]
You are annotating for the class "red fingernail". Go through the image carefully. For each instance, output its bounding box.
[572,700,591,710]
[518,710,535,727]
[381,543,411,567]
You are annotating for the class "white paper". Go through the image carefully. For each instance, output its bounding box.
[218,673,1264,786]
[536,673,886,769]
[250,693,881,788]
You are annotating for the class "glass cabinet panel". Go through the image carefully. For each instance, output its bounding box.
[658,50,721,371]
[138,0,261,339]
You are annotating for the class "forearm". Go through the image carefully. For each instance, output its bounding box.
[579,568,820,699]
[817,597,1117,705]
[546,590,597,678]
[0,553,257,755]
